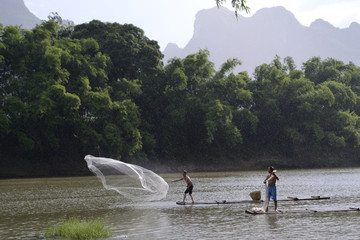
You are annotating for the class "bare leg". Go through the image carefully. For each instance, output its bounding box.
[189,194,194,204]
[183,193,187,203]
[275,201,278,211]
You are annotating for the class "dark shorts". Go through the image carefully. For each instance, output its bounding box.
[185,184,193,194]
[267,185,277,201]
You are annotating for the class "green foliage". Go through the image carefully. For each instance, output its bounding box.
[0,18,143,162]
[71,20,163,83]
[2,16,360,174]
[183,49,215,95]
[44,217,113,240]
[205,99,243,147]
[0,109,10,134]
[249,55,360,157]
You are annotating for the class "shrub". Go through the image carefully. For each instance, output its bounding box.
[44,217,113,240]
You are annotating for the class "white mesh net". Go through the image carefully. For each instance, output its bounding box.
[84,155,169,201]
[251,184,269,213]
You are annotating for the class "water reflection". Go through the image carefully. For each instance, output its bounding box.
[107,207,171,239]
[265,214,279,229]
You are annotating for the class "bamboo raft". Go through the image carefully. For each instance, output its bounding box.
[176,200,262,205]
[245,207,360,215]
[278,196,330,201]
[176,196,330,205]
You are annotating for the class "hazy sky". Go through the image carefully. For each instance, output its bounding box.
[24,0,360,50]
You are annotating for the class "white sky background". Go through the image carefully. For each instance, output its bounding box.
[24,0,360,51]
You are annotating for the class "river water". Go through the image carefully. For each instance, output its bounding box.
[1,168,360,239]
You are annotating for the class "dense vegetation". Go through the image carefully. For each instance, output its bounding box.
[1,15,360,177]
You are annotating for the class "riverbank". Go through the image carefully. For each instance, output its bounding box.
[2,149,360,178]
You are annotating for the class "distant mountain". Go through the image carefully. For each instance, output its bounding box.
[163,6,360,74]
[0,0,41,29]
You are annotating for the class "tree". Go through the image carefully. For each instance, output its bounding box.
[303,57,349,85]
[158,51,214,157]
[0,18,145,163]
[71,21,165,159]
[71,21,163,86]
[203,58,254,149]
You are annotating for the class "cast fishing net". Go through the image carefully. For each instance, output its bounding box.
[250,183,269,213]
[84,155,169,201]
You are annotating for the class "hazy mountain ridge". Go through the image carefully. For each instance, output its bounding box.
[0,0,41,29]
[2,1,360,74]
[163,6,360,74]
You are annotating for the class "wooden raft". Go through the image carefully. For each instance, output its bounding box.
[245,207,360,215]
[176,196,330,205]
[176,200,262,205]
[278,196,330,201]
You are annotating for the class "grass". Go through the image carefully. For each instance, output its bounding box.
[44,217,113,240]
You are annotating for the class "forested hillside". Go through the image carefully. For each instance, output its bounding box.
[1,16,360,177]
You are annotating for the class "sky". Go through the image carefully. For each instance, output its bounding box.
[24,0,360,51]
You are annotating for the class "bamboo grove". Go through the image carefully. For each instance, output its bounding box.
[1,15,360,176]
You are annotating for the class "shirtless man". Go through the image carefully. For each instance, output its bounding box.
[263,166,279,212]
[172,170,194,204]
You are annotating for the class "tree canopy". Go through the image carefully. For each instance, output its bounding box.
[1,15,360,177]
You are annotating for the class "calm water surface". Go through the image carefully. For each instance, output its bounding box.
[1,168,360,239]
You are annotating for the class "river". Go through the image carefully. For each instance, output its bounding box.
[1,168,360,239]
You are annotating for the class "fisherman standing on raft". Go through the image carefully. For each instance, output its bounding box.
[264,166,279,212]
[172,170,195,204]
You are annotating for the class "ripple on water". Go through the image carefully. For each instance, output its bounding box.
[2,169,360,239]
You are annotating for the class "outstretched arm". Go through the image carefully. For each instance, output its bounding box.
[172,177,184,182]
